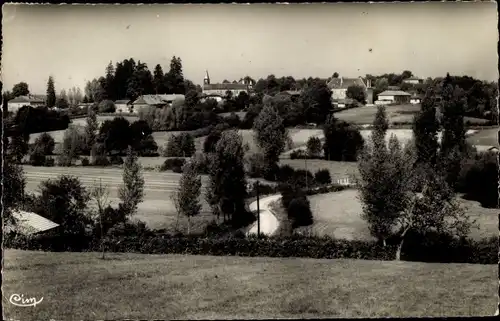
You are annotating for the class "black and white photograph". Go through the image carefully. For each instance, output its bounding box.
[1,2,499,319]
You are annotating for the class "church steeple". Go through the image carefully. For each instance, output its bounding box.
[204,70,210,85]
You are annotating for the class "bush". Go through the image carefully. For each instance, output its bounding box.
[246,182,279,198]
[98,100,116,113]
[29,148,47,166]
[93,155,111,167]
[323,119,364,162]
[306,136,322,157]
[246,153,267,178]
[161,158,186,172]
[225,112,241,128]
[290,149,307,160]
[44,157,55,167]
[33,132,55,155]
[314,169,332,185]
[109,155,124,165]
[277,164,296,182]
[81,157,90,166]
[288,197,313,228]
[163,133,195,157]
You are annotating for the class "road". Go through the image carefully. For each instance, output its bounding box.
[247,194,281,236]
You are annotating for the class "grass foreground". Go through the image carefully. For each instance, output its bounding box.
[3,250,496,319]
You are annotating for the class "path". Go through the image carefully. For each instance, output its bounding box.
[247,194,282,236]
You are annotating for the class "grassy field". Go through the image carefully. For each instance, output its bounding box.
[466,127,499,147]
[298,189,498,241]
[334,104,421,125]
[3,250,495,319]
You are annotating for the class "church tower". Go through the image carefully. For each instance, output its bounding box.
[204,70,210,85]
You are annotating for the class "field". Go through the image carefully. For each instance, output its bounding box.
[298,190,498,241]
[466,127,499,147]
[334,104,421,125]
[23,165,213,234]
[3,250,495,319]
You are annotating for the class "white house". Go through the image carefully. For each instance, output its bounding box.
[130,94,185,114]
[7,95,45,114]
[376,90,412,105]
[410,94,423,105]
[114,100,132,113]
[326,76,373,104]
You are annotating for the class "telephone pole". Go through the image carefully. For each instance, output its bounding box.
[305,156,308,190]
[256,181,260,238]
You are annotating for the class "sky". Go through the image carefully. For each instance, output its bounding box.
[2,2,498,95]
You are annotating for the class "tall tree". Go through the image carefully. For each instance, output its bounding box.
[413,88,440,167]
[118,146,145,217]
[153,64,166,94]
[85,78,106,103]
[105,61,116,101]
[206,130,248,226]
[253,104,289,178]
[299,80,333,124]
[127,61,154,100]
[46,76,56,108]
[172,160,202,235]
[84,109,99,156]
[164,56,185,94]
[12,82,30,97]
[3,145,26,226]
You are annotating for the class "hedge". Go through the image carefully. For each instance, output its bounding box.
[4,231,496,264]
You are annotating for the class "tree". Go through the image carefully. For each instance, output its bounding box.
[3,151,26,226]
[33,132,55,155]
[59,126,84,166]
[401,70,413,79]
[90,178,111,259]
[98,117,132,155]
[46,76,56,108]
[323,115,364,162]
[118,146,145,217]
[253,105,288,178]
[346,85,366,104]
[203,123,229,153]
[12,82,30,97]
[413,88,440,167]
[306,136,322,158]
[9,134,29,164]
[35,175,93,237]
[84,109,99,156]
[153,64,166,94]
[85,78,106,103]
[165,56,185,94]
[172,160,202,235]
[104,61,116,101]
[67,87,84,108]
[300,80,333,124]
[332,72,339,78]
[314,169,331,185]
[206,130,249,226]
[98,100,116,113]
[164,133,195,157]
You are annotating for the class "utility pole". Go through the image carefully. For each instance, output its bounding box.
[305,156,308,190]
[256,181,260,238]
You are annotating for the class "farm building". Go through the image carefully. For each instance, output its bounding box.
[8,95,46,113]
[202,70,252,97]
[376,90,412,105]
[130,94,185,114]
[114,99,132,113]
[6,210,60,236]
[403,77,424,85]
[326,76,373,105]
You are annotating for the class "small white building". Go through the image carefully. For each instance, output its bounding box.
[7,95,45,114]
[410,94,423,105]
[377,90,412,105]
[114,100,132,113]
[130,94,185,114]
[403,77,424,85]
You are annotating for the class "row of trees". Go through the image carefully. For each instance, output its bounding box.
[357,77,480,259]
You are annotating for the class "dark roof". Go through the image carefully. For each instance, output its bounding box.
[203,83,249,91]
[114,100,131,104]
[327,77,367,90]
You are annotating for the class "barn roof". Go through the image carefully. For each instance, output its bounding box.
[327,77,367,90]
[10,210,59,235]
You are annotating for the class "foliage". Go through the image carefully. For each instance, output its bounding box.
[206,130,251,227]
[413,88,440,166]
[245,152,267,178]
[46,76,56,108]
[306,136,322,158]
[2,150,26,226]
[288,197,314,229]
[98,117,132,155]
[203,123,230,153]
[14,105,70,135]
[323,115,364,162]
[160,157,186,173]
[59,126,85,166]
[458,151,498,208]
[299,80,333,124]
[9,134,29,164]
[163,133,195,157]
[12,82,30,97]
[172,161,202,235]
[83,109,99,155]
[346,85,367,104]
[253,104,289,178]
[98,100,116,113]
[118,146,145,217]
[33,132,55,155]
[241,104,263,129]
[314,169,332,185]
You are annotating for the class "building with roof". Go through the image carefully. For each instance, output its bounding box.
[130,94,185,114]
[114,99,132,113]
[410,93,424,105]
[7,210,60,236]
[8,95,46,113]
[326,76,373,105]
[202,70,252,97]
[403,77,424,85]
[376,90,412,105]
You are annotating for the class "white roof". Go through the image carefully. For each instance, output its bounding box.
[378,90,412,96]
[10,210,59,235]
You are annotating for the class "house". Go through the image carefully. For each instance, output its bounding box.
[403,77,424,85]
[130,94,185,114]
[7,95,46,113]
[6,210,60,236]
[326,76,373,105]
[410,94,424,105]
[202,70,252,97]
[334,98,357,109]
[279,90,302,102]
[376,90,412,105]
[114,100,132,113]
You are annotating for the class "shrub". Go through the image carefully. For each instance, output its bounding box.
[33,132,55,155]
[93,155,111,167]
[44,157,55,167]
[323,117,364,162]
[98,100,116,113]
[109,155,124,165]
[277,164,296,182]
[291,169,315,188]
[290,149,308,160]
[288,197,313,228]
[161,158,186,172]
[81,157,90,166]
[163,133,195,157]
[225,112,241,128]
[306,136,322,157]
[314,169,332,185]
[246,152,267,178]
[29,148,47,166]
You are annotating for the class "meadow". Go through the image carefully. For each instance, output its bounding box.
[3,250,496,319]
[292,189,498,241]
